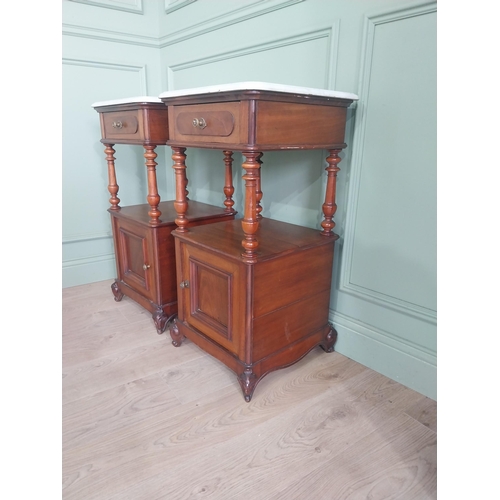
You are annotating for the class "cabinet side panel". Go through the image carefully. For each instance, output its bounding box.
[256,101,346,146]
[146,108,170,144]
[252,290,331,362]
[253,244,334,317]
[156,226,177,304]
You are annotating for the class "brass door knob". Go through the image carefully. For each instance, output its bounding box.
[142,264,151,270]
[192,118,207,129]
[179,280,189,289]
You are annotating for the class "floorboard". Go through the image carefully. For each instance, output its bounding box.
[62,279,437,499]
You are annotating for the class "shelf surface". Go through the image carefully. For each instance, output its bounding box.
[173,218,336,261]
[108,200,234,226]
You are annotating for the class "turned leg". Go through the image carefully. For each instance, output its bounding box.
[319,323,338,353]
[223,150,236,214]
[170,319,186,347]
[320,149,342,236]
[241,151,263,263]
[144,144,161,224]
[104,144,120,210]
[238,366,258,402]
[171,147,189,232]
[256,153,263,220]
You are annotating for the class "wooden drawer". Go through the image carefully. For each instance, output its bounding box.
[94,101,169,145]
[169,102,247,145]
[101,110,143,142]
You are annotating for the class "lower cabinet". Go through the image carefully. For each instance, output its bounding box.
[109,200,235,333]
[171,218,338,401]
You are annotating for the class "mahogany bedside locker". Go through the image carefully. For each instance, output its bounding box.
[92,96,236,334]
[159,82,358,400]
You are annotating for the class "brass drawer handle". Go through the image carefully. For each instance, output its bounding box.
[192,118,207,129]
[112,120,123,129]
[142,264,150,271]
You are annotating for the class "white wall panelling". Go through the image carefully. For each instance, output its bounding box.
[63,0,165,41]
[164,0,197,15]
[331,1,437,398]
[67,0,144,14]
[160,0,305,46]
[62,56,154,287]
[62,24,159,47]
[340,2,437,323]
[62,57,148,94]
[165,23,340,90]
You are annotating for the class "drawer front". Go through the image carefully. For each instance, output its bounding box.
[101,110,143,141]
[170,102,246,145]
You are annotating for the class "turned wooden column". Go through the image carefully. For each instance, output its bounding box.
[255,153,263,220]
[143,144,161,224]
[223,150,236,214]
[241,151,262,263]
[184,169,189,200]
[104,144,120,210]
[172,147,189,232]
[320,149,342,236]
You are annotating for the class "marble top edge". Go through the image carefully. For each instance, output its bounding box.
[91,96,163,108]
[158,82,359,101]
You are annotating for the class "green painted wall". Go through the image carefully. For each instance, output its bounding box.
[62,0,437,399]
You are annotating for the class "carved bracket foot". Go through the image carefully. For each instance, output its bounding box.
[320,323,338,353]
[238,366,258,402]
[169,319,186,347]
[152,310,176,335]
[110,281,124,302]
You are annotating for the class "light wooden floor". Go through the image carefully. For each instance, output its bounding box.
[62,279,437,500]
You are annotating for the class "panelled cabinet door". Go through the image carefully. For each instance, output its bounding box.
[178,242,245,357]
[115,219,157,302]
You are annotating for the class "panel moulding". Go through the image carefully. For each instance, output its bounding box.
[66,0,143,14]
[63,232,113,244]
[63,0,305,48]
[62,23,159,47]
[164,0,197,15]
[63,57,149,258]
[339,1,437,324]
[165,23,340,91]
[330,309,436,364]
[160,0,305,47]
[331,310,436,400]
[62,252,116,288]
[62,57,149,95]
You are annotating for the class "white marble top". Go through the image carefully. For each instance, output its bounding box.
[159,81,359,101]
[91,96,163,108]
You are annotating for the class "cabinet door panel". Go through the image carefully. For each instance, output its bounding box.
[179,243,245,357]
[115,219,156,302]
